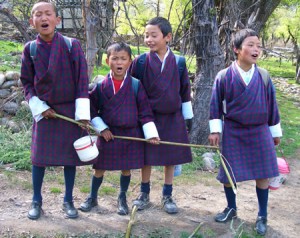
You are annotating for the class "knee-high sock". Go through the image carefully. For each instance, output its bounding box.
[256,186,269,217]
[162,184,173,197]
[119,174,131,199]
[64,166,76,202]
[32,165,45,202]
[141,182,150,194]
[90,175,103,199]
[224,185,237,210]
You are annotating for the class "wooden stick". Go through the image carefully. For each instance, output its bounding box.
[188,222,203,238]
[54,113,219,150]
[217,150,237,194]
[125,205,138,238]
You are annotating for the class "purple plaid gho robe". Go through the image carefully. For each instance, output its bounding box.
[209,63,280,183]
[130,51,193,166]
[20,32,93,166]
[89,74,157,170]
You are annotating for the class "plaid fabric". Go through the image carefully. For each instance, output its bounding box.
[89,74,154,170]
[210,64,280,183]
[20,32,92,166]
[130,50,192,166]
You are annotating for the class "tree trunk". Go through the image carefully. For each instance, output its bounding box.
[189,0,224,145]
[82,0,98,80]
[0,8,32,42]
[216,0,281,65]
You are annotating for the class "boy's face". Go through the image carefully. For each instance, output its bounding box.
[234,36,261,70]
[106,50,132,80]
[144,24,171,54]
[29,2,61,42]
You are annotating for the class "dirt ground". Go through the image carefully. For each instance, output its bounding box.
[0,150,300,238]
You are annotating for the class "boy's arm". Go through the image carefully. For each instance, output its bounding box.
[89,84,109,134]
[72,39,91,121]
[20,43,50,122]
[267,79,282,141]
[179,59,193,120]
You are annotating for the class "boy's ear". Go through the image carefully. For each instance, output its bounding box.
[56,16,61,26]
[29,18,34,28]
[165,32,172,43]
[105,58,109,65]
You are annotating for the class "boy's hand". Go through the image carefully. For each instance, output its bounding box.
[101,129,114,142]
[78,120,91,131]
[148,137,160,145]
[42,108,56,119]
[208,133,220,147]
[274,137,280,146]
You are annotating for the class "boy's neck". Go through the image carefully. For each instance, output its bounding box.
[236,60,253,72]
[156,46,168,61]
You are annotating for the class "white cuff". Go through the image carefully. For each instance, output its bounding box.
[91,117,109,133]
[28,96,50,122]
[182,101,194,119]
[209,119,223,133]
[269,123,283,137]
[75,98,90,121]
[142,122,159,139]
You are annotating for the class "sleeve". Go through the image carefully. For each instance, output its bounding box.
[89,84,108,133]
[179,58,194,119]
[209,72,225,133]
[129,57,140,79]
[71,39,90,120]
[267,79,282,137]
[20,42,50,121]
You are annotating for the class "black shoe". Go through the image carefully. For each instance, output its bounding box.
[255,216,267,236]
[28,201,42,220]
[79,197,98,212]
[132,192,150,210]
[215,207,237,223]
[117,196,129,215]
[63,201,78,219]
[162,196,178,214]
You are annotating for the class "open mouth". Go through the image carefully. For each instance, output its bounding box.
[41,23,49,28]
[117,67,123,71]
[252,53,258,58]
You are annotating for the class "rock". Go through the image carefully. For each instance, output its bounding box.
[5,71,20,81]
[0,89,10,98]
[6,120,21,133]
[0,73,5,86]
[2,101,19,114]
[1,80,17,89]
[0,117,9,125]
[202,152,215,159]
[92,75,105,84]
[203,156,216,171]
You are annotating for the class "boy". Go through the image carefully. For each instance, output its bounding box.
[130,17,193,214]
[208,28,282,236]
[80,42,160,215]
[20,1,92,220]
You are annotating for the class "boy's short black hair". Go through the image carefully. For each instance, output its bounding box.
[31,0,58,16]
[106,42,132,59]
[146,17,172,37]
[231,28,259,51]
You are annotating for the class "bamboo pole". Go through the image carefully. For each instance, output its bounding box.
[125,205,138,238]
[217,150,237,194]
[188,222,203,238]
[54,113,219,150]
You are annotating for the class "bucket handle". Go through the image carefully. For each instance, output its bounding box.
[87,131,95,146]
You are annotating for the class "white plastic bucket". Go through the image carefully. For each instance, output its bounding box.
[73,135,99,162]
[269,157,290,190]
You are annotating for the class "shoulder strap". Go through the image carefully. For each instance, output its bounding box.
[131,77,139,97]
[175,55,186,79]
[257,67,270,87]
[136,53,147,79]
[29,35,72,59]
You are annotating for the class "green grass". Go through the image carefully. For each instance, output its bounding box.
[0,40,23,72]
[258,57,295,79]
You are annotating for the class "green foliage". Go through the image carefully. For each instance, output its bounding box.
[50,187,62,194]
[258,58,295,78]
[0,126,31,170]
[0,40,23,72]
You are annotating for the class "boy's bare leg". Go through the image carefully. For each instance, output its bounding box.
[141,165,151,182]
